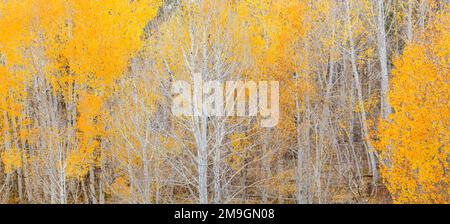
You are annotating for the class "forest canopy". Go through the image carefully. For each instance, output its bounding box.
[0,0,448,204]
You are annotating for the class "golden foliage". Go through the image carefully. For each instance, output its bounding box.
[1,148,23,174]
[375,11,450,203]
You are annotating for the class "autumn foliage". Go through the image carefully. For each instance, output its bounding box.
[375,10,449,203]
[0,0,448,204]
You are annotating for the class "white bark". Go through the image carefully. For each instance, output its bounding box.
[345,0,379,182]
[376,0,391,120]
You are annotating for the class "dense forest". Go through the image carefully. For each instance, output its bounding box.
[0,0,448,204]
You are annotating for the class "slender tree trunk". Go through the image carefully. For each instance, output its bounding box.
[376,0,391,120]
[407,0,413,42]
[345,0,379,182]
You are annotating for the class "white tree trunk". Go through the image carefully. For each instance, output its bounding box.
[345,0,379,182]
[376,0,391,120]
